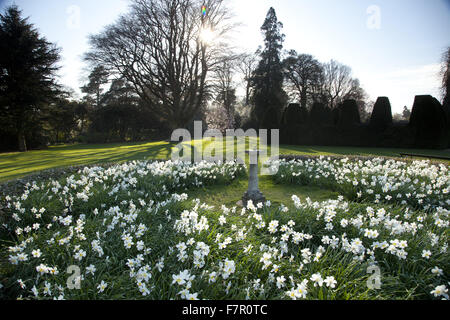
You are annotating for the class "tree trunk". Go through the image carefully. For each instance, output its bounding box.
[18,130,27,152]
[300,90,307,110]
[245,82,251,106]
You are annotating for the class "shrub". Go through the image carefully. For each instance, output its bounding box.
[280,104,309,145]
[369,97,393,129]
[409,95,448,149]
[261,107,280,130]
[0,129,18,152]
[337,100,361,128]
[282,103,308,126]
[310,102,332,125]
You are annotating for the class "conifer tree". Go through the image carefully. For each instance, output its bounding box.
[250,7,287,129]
[0,6,61,151]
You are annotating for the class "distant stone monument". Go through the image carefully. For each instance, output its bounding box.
[242,150,266,206]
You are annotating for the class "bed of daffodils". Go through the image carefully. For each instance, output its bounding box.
[0,157,449,300]
[269,157,450,210]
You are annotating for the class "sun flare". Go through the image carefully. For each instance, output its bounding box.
[200,27,215,44]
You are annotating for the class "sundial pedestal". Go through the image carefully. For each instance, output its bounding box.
[241,150,266,207]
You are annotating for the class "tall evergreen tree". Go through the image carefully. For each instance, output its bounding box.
[81,65,109,108]
[0,6,61,151]
[250,7,287,128]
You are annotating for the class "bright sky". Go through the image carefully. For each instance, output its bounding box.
[1,0,449,114]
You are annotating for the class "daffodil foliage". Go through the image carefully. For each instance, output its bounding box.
[1,158,449,300]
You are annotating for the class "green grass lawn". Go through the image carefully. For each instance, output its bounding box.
[0,140,449,182]
[186,175,339,209]
[0,141,174,182]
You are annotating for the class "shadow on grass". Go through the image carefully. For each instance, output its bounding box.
[2,140,449,183]
[0,141,177,182]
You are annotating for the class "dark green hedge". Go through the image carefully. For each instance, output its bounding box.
[279,96,449,149]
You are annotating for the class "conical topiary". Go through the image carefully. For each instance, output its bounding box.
[337,99,361,127]
[310,102,332,125]
[369,97,393,128]
[409,95,448,149]
[282,103,308,126]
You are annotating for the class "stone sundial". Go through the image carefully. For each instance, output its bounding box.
[241,149,266,206]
